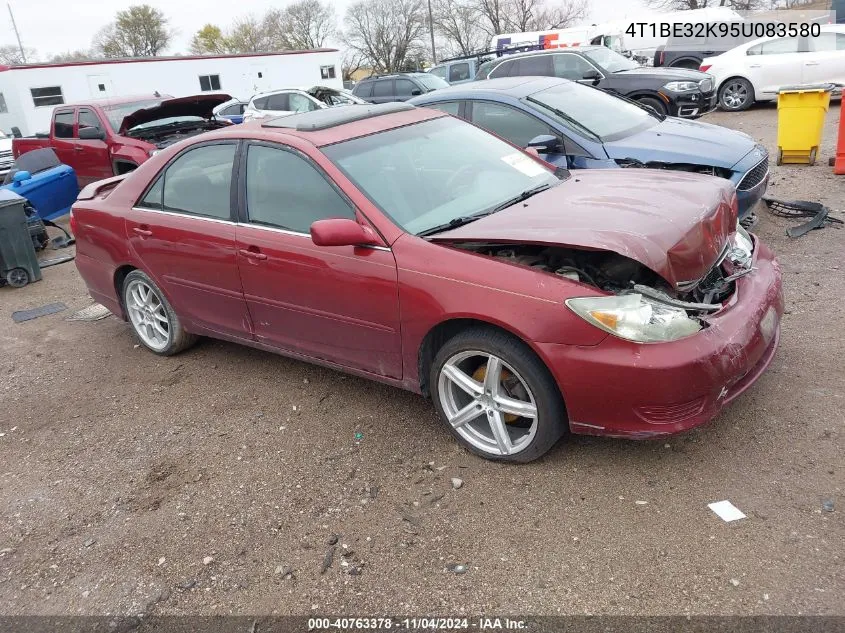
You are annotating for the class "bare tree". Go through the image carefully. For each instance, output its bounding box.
[226,15,275,52]
[50,50,97,63]
[343,0,428,73]
[94,4,171,57]
[431,0,488,56]
[642,0,765,8]
[0,44,36,65]
[471,0,586,39]
[279,0,336,49]
[341,49,367,81]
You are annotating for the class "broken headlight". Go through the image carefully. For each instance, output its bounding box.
[566,294,702,343]
[728,223,753,269]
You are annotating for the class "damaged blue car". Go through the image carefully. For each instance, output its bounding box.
[410,76,768,218]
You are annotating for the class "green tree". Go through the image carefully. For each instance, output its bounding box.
[94,5,172,58]
[190,24,230,54]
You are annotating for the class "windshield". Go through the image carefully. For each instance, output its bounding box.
[128,116,206,133]
[416,74,449,91]
[323,117,559,236]
[581,47,638,73]
[526,81,657,141]
[102,99,164,132]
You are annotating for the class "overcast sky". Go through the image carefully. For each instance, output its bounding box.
[3,0,649,60]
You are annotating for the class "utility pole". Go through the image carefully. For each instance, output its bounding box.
[7,3,26,64]
[427,0,437,64]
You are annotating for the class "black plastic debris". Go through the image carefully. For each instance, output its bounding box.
[763,197,844,238]
[11,302,67,323]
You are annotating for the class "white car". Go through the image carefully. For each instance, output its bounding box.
[0,129,14,180]
[702,24,845,111]
[242,86,367,122]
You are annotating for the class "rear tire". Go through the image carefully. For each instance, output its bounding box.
[429,327,566,463]
[637,96,667,117]
[122,270,196,356]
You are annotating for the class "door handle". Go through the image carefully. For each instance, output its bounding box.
[804,61,819,66]
[133,227,152,237]
[239,248,267,261]
[749,64,761,68]
[73,145,84,151]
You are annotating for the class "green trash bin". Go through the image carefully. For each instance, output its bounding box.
[0,188,42,288]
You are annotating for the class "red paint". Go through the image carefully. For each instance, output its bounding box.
[72,107,783,439]
[834,106,845,175]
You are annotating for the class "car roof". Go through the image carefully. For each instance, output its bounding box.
[359,72,429,81]
[411,76,566,101]
[496,46,600,61]
[236,102,447,146]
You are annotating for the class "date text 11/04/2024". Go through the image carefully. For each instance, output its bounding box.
[625,21,821,39]
[308,618,527,630]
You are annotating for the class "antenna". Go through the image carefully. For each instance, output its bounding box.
[7,3,26,64]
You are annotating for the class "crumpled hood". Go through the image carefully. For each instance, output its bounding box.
[430,169,737,286]
[606,116,757,169]
[119,93,233,133]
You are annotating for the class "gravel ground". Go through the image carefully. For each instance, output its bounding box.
[0,103,843,617]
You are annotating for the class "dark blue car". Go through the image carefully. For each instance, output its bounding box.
[409,77,768,218]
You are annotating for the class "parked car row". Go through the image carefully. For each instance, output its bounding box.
[70,102,783,463]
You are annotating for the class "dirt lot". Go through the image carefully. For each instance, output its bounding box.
[1,103,843,618]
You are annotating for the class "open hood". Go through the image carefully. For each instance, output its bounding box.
[429,169,737,287]
[119,93,233,133]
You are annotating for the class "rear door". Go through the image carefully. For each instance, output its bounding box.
[745,37,806,96]
[371,79,395,103]
[234,141,402,378]
[74,108,113,186]
[125,141,251,339]
[805,31,845,86]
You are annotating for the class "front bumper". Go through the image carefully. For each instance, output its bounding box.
[668,89,718,118]
[538,238,783,438]
[731,146,770,219]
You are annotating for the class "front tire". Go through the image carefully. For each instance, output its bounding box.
[122,270,196,356]
[637,96,667,117]
[719,77,754,111]
[429,327,566,463]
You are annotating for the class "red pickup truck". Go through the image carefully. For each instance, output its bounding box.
[12,93,232,188]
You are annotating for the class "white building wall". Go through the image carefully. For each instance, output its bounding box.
[0,50,341,136]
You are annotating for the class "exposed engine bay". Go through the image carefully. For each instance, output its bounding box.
[455,231,754,313]
[126,119,231,149]
[616,158,733,180]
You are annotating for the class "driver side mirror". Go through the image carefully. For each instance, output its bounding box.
[78,126,106,140]
[410,88,422,96]
[526,134,561,154]
[582,69,601,84]
[310,218,381,248]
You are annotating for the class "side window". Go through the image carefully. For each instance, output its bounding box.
[221,104,240,116]
[355,82,373,98]
[162,144,236,220]
[429,66,448,80]
[139,176,164,210]
[373,80,393,97]
[266,93,291,111]
[759,37,800,55]
[395,78,417,97]
[552,54,595,80]
[449,63,471,82]
[810,32,845,51]
[516,55,553,76]
[489,60,515,79]
[54,111,74,138]
[470,101,553,148]
[245,144,354,233]
[288,93,320,112]
[78,109,102,134]
[428,101,461,116]
[253,96,269,110]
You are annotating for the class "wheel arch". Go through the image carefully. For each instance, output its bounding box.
[416,316,557,399]
[113,263,138,319]
[718,75,756,100]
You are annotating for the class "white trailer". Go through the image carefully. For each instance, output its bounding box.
[0,49,342,136]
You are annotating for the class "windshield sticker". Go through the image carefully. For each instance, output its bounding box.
[501,152,547,178]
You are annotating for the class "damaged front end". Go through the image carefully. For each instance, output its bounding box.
[453,223,755,344]
[616,158,733,180]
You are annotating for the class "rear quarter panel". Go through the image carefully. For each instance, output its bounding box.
[12,138,51,158]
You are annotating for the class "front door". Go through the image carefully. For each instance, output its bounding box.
[125,141,251,339]
[805,31,845,86]
[234,142,403,378]
[74,108,113,186]
[50,109,77,169]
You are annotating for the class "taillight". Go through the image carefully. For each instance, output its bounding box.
[700,64,711,72]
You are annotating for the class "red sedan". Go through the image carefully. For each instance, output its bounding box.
[71,103,783,462]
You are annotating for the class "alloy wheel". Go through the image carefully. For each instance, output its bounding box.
[125,279,171,351]
[722,81,748,110]
[437,350,538,457]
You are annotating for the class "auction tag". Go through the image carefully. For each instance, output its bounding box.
[501,152,547,178]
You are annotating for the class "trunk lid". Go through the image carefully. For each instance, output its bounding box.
[430,169,737,287]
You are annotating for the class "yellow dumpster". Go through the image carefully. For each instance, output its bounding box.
[776,84,832,166]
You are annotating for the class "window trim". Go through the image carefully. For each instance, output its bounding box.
[237,140,360,236]
[552,53,605,81]
[198,74,222,92]
[134,139,240,222]
[76,108,103,137]
[53,108,76,139]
